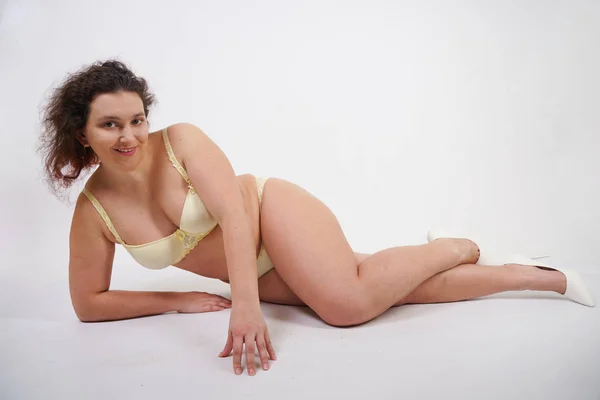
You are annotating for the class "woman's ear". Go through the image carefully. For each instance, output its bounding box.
[76,130,90,147]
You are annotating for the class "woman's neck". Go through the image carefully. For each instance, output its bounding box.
[95,150,154,194]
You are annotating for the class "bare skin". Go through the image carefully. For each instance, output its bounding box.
[84,164,566,316]
[70,91,568,377]
[253,178,567,325]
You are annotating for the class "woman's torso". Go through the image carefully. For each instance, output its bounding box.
[84,129,262,283]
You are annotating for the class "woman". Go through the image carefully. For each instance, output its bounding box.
[38,60,594,376]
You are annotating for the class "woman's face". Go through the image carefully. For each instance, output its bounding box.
[83,91,149,171]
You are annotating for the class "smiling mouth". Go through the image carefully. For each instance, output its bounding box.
[114,147,137,155]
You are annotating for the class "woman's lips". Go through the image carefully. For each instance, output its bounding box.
[114,147,137,156]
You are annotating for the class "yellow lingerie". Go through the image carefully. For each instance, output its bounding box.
[82,127,274,278]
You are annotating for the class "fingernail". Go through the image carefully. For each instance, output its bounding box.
[263,363,269,370]
[249,369,255,376]
[235,368,242,375]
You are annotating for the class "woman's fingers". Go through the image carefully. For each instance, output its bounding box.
[245,334,257,376]
[232,335,244,375]
[203,299,231,312]
[218,331,233,358]
[265,329,277,360]
[222,332,275,375]
[199,292,231,303]
[256,334,270,370]
[210,294,232,304]
[216,300,232,308]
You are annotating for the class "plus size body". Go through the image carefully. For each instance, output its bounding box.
[38,60,594,377]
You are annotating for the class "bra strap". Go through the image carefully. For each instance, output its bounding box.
[82,188,125,245]
[161,128,196,193]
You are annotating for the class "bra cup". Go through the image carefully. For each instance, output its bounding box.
[124,193,218,269]
[179,191,217,233]
[127,238,185,270]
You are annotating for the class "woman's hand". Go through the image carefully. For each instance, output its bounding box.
[219,302,276,375]
[176,291,232,313]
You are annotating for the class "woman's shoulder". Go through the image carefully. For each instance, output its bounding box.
[161,122,206,143]
[160,122,212,157]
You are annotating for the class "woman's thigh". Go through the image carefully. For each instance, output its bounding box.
[257,178,363,318]
[258,252,371,306]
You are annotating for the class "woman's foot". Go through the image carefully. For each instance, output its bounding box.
[434,238,480,265]
[456,238,480,265]
[427,227,505,265]
[503,263,567,294]
[505,254,595,307]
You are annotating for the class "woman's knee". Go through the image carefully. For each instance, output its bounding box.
[313,291,373,327]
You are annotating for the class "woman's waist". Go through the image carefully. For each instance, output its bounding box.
[174,216,262,281]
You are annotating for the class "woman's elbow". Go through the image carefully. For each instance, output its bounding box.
[71,297,101,322]
[74,305,97,322]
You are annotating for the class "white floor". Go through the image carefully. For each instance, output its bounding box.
[2,263,599,400]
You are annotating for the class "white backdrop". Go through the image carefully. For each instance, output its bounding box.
[1,1,599,398]
[2,0,599,279]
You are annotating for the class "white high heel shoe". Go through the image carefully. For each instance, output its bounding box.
[506,254,595,307]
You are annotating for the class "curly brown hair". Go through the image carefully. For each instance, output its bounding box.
[38,59,156,198]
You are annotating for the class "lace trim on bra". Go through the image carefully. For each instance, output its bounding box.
[172,225,217,264]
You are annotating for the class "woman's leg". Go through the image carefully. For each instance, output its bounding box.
[352,252,567,304]
[396,263,566,304]
[259,178,479,326]
[259,254,567,307]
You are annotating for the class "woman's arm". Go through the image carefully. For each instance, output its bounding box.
[74,290,230,322]
[74,290,183,322]
[69,192,230,322]
[173,123,260,303]
[172,122,276,375]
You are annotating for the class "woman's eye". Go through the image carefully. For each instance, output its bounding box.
[132,118,144,125]
[104,121,116,128]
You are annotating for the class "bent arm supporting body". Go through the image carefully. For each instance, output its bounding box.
[74,290,183,322]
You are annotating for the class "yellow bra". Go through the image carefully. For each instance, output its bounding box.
[82,128,218,269]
